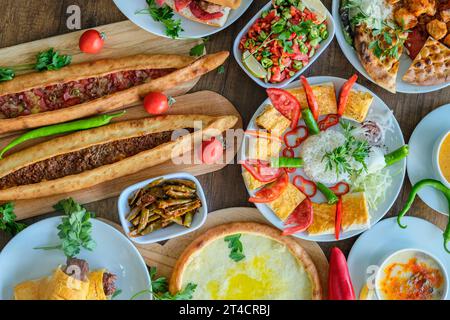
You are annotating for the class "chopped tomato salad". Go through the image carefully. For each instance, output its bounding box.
[239,0,328,83]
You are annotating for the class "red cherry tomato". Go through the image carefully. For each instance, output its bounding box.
[79,30,105,54]
[143,92,171,115]
[200,138,223,164]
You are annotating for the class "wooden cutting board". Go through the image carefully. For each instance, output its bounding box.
[0,20,202,120]
[126,207,329,298]
[7,91,242,219]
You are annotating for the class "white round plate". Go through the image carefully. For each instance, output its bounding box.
[0,217,151,300]
[348,216,450,300]
[407,103,450,215]
[332,0,450,94]
[113,0,254,39]
[241,76,406,242]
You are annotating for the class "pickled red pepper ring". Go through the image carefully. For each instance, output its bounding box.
[293,175,317,197]
[0,111,126,159]
[329,182,350,196]
[283,125,309,148]
[318,114,340,131]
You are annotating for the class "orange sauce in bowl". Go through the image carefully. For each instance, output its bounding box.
[379,257,444,300]
[439,133,450,183]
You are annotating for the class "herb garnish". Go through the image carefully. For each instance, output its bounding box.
[130,266,197,300]
[322,121,371,177]
[224,234,245,262]
[189,38,208,57]
[34,198,96,258]
[0,202,27,236]
[137,0,183,39]
[217,65,225,74]
[0,48,72,82]
[342,0,408,60]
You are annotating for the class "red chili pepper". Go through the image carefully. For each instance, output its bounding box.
[318,114,340,131]
[328,247,356,300]
[335,197,343,240]
[300,76,319,121]
[329,182,350,196]
[338,74,358,116]
[241,159,282,183]
[249,171,289,203]
[283,125,309,148]
[293,175,317,197]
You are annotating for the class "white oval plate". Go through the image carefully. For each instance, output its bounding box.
[233,0,335,89]
[407,103,450,215]
[241,76,406,242]
[332,0,449,94]
[348,216,450,300]
[113,0,254,39]
[0,217,151,300]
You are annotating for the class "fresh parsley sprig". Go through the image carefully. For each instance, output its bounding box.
[34,198,96,258]
[189,38,209,57]
[224,234,245,262]
[0,202,27,236]
[137,0,183,39]
[0,48,72,82]
[130,267,197,300]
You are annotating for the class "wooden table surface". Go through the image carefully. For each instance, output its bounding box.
[0,0,449,259]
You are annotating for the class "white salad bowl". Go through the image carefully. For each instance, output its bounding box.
[233,0,335,89]
[118,172,208,245]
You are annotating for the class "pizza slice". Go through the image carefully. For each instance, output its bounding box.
[402,36,450,86]
[353,25,403,93]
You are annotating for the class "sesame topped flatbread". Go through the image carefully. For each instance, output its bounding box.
[403,37,450,86]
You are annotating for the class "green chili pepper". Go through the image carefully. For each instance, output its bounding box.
[397,179,450,254]
[301,108,320,135]
[261,57,273,68]
[270,157,304,168]
[385,145,409,166]
[317,182,339,205]
[0,111,126,159]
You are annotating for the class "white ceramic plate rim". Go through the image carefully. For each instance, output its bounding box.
[233,0,335,89]
[113,0,254,39]
[348,216,450,300]
[331,0,450,94]
[241,76,406,242]
[407,103,450,216]
[0,217,151,300]
[118,172,208,244]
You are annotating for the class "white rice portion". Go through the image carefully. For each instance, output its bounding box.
[300,130,349,184]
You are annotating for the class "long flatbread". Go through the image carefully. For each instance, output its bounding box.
[0,114,238,200]
[0,51,229,133]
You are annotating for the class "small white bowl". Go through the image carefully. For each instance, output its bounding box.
[118,172,208,244]
[233,0,335,89]
[432,130,450,188]
[375,248,448,300]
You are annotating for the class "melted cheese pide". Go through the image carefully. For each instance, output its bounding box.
[180,233,313,300]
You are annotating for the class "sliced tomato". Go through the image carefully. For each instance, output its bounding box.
[249,172,288,203]
[282,198,313,236]
[266,88,300,129]
[174,0,191,11]
[189,1,223,21]
[241,159,282,183]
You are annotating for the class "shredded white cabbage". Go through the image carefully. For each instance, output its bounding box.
[351,168,393,210]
